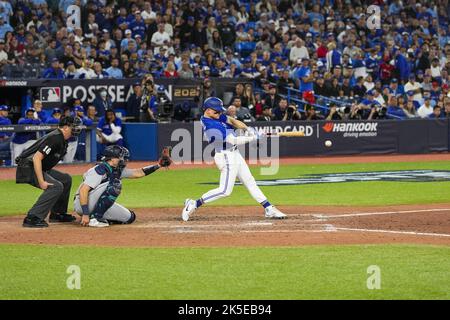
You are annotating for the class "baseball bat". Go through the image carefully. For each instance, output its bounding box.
[265,131,305,137]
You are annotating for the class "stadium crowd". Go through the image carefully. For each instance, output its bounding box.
[0,0,449,122]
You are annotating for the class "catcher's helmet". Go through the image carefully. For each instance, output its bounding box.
[59,115,83,136]
[102,145,130,162]
[203,97,226,113]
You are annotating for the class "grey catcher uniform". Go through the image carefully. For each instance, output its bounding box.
[73,163,136,224]
[74,145,172,226]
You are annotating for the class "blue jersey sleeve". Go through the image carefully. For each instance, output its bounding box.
[97,118,105,129]
[218,114,228,123]
[82,117,93,126]
[0,117,11,125]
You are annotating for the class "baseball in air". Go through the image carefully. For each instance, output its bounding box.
[325,140,332,147]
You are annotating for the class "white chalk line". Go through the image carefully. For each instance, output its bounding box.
[312,208,450,219]
[335,227,450,238]
[127,209,450,238]
[164,229,332,234]
[164,226,450,238]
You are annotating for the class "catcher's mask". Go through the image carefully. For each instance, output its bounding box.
[59,115,83,137]
[102,145,130,169]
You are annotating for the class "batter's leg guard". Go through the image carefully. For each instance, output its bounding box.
[91,179,122,220]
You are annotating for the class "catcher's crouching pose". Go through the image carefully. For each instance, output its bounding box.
[74,145,172,227]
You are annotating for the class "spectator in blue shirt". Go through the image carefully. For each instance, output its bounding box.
[96,109,124,157]
[32,100,48,123]
[116,7,129,31]
[30,0,47,7]
[0,104,11,139]
[387,96,406,118]
[11,108,41,163]
[428,106,444,119]
[0,16,13,39]
[106,57,123,79]
[0,1,13,24]
[394,50,411,83]
[42,58,65,79]
[63,105,93,163]
[93,89,114,118]
[296,58,314,94]
[0,104,11,163]
[45,108,62,124]
[308,5,324,24]
[129,11,146,39]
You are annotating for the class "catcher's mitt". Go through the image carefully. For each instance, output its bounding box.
[158,146,173,168]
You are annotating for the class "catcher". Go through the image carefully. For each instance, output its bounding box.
[74,145,172,227]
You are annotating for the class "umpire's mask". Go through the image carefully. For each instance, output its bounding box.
[59,115,83,137]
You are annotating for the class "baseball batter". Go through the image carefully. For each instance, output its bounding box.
[74,145,172,227]
[182,97,286,221]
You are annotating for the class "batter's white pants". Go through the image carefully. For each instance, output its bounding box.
[201,149,267,204]
[63,140,78,163]
[11,140,36,165]
[73,182,133,223]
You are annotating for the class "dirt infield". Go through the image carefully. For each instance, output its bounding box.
[0,204,449,247]
[1,153,449,247]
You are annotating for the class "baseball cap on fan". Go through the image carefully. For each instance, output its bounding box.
[74,105,84,113]
[52,107,62,114]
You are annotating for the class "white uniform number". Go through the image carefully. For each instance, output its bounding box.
[43,145,52,155]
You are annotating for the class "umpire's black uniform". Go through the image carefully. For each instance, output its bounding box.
[16,117,80,228]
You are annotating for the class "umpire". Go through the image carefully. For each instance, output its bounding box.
[16,116,83,228]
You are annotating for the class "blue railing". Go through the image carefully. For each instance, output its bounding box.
[283,85,404,120]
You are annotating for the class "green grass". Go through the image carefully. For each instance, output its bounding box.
[2,161,450,216]
[0,244,449,299]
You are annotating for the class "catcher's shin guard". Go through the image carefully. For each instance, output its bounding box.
[91,179,122,220]
[107,210,136,225]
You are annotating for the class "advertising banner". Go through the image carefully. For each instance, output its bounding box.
[157,119,449,159]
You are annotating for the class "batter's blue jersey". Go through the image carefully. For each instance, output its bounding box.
[200,114,235,152]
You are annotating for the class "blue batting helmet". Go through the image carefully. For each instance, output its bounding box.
[203,97,226,113]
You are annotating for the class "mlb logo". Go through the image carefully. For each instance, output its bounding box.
[40,87,61,103]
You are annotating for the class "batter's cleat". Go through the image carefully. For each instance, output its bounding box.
[182,199,196,221]
[49,213,76,223]
[264,206,287,219]
[88,218,110,228]
[23,216,49,228]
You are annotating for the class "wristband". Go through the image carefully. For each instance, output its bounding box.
[81,204,89,216]
[143,165,160,176]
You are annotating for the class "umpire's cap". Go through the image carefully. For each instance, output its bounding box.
[102,145,130,162]
[203,97,226,113]
[59,115,83,136]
